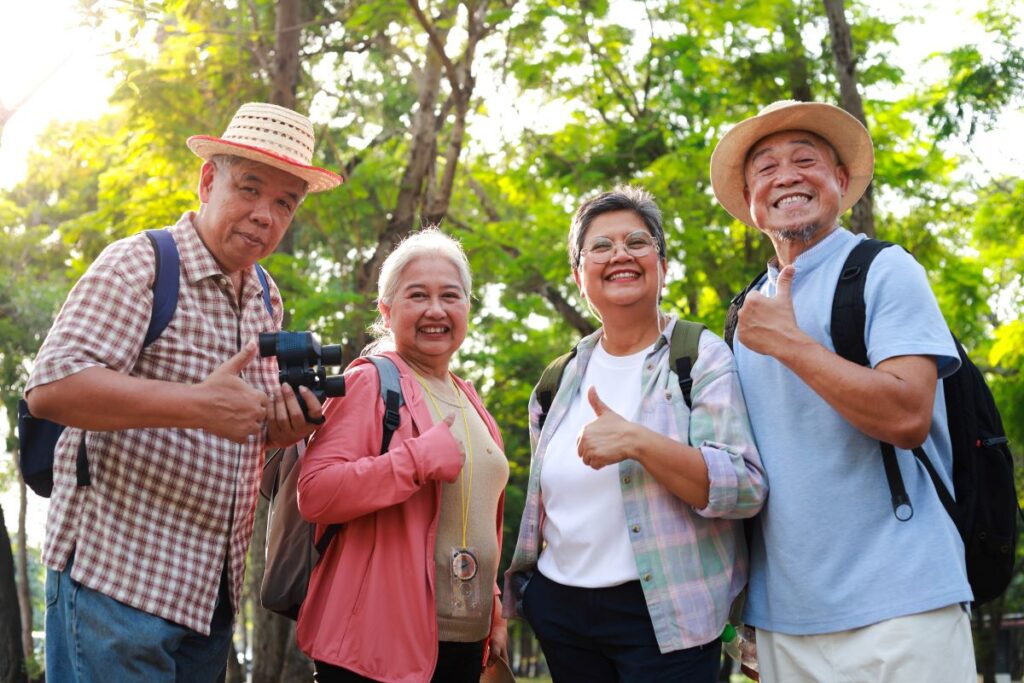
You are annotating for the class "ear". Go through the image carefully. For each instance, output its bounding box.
[378,300,392,328]
[659,258,668,287]
[198,161,217,203]
[572,268,585,298]
[835,164,850,196]
[743,184,751,207]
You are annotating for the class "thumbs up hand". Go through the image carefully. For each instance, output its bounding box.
[195,340,269,444]
[576,386,635,470]
[737,264,804,359]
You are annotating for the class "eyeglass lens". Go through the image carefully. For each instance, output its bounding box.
[583,230,657,263]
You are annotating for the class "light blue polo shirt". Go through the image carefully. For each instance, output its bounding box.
[735,227,971,635]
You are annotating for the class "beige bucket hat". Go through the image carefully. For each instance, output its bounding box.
[187,102,343,192]
[710,100,874,227]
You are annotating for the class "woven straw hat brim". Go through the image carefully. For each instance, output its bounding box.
[187,136,343,193]
[709,101,874,227]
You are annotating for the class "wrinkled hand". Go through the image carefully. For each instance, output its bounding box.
[195,341,268,443]
[486,618,509,667]
[737,264,805,358]
[429,412,465,483]
[265,383,323,449]
[576,386,635,470]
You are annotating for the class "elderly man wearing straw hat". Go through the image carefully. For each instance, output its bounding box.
[25,102,342,682]
[710,101,975,682]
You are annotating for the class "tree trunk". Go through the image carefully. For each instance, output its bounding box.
[0,502,28,683]
[822,0,875,237]
[975,599,1003,683]
[272,0,302,257]
[226,640,245,683]
[15,475,32,666]
[779,5,813,103]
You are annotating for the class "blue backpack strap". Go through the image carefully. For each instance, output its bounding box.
[254,264,274,317]
[314,356,404,557]
[143,230,180,348]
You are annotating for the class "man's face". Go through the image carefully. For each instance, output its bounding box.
[195,158,307,274]
[742,130,849,243]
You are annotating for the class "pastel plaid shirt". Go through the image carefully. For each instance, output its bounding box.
[27,213,282,634]
[503,316,766,652]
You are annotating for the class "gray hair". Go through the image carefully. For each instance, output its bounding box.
[567,185,666,268]
[364,228,472,354]
[208,153,309,199]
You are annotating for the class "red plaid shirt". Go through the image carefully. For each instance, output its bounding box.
[27,213,282,634]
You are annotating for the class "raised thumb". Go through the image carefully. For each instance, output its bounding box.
[213,340,258,376]
[776,265,796,301]
[587,385,610,416]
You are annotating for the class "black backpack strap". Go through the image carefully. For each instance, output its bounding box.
[317,356,406,555]
[536,348,577,429]
[912,446,958,523]
[830,239,916,521]
[724,269,768,349]
[830,239,892,366]
[669,320,705,409]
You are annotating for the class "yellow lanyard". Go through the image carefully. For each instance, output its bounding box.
[414,371,475,549]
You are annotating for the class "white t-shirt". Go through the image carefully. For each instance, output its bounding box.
[536,339,653,587]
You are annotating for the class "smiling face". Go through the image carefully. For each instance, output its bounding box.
[194,157,307,276]
[743,130,849,245]
[573,209,666,318]
[380,255,470,374]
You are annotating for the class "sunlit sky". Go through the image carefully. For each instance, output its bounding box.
[1,1,1022,538]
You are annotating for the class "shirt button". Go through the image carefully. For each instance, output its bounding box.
[622,475,631,485]
[631,525,641,534]
[643,573,653,582]
[646,363,654,371]
[664,390,672,401]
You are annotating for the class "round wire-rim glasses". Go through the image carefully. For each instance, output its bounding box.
[581,230,659,264]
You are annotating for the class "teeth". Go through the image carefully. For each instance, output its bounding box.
[421,327,448,333]
[776,195,810,208]
[608,272,639,281]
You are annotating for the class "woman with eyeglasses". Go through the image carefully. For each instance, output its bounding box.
[504,185,766,681]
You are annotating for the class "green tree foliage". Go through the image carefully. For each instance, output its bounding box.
[1,0,1022,679]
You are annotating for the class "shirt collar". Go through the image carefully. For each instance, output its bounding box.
[766,225,853,285]
[173,211,268,307]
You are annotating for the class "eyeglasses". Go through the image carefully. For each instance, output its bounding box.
[580,231,659,264]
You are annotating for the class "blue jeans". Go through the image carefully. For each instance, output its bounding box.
[524,571,721,682]
[45,555,234,683]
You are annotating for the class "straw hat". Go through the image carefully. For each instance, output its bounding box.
[709,100,874,227]
[187,102,342,192]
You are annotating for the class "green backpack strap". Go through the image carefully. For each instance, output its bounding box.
[536,348,578,429]
[669,319,705,409]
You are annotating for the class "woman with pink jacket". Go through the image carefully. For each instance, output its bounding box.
[296,229,510,682]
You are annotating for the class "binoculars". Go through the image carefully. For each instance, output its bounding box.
[259,331,346,424]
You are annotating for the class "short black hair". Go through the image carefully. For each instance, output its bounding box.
[567,185,666,268]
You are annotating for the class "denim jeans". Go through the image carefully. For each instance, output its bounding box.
[45,554,234,683]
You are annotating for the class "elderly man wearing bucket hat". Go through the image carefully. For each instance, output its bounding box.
[25,102,342,682]
[710,101,975,682]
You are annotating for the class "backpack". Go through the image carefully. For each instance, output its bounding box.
[536,319,706,428]
[259,355,404,620]
[16,229,273,497]
[725,238,1018,605]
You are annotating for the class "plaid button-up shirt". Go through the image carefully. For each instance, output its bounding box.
[27,213,282,634]
[503,316,766,652]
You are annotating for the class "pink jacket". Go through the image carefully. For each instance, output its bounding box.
[295,352,505,683]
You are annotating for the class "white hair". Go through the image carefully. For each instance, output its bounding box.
[363,227,472,354]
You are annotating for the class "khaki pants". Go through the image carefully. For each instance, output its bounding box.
[757,604,975,683]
